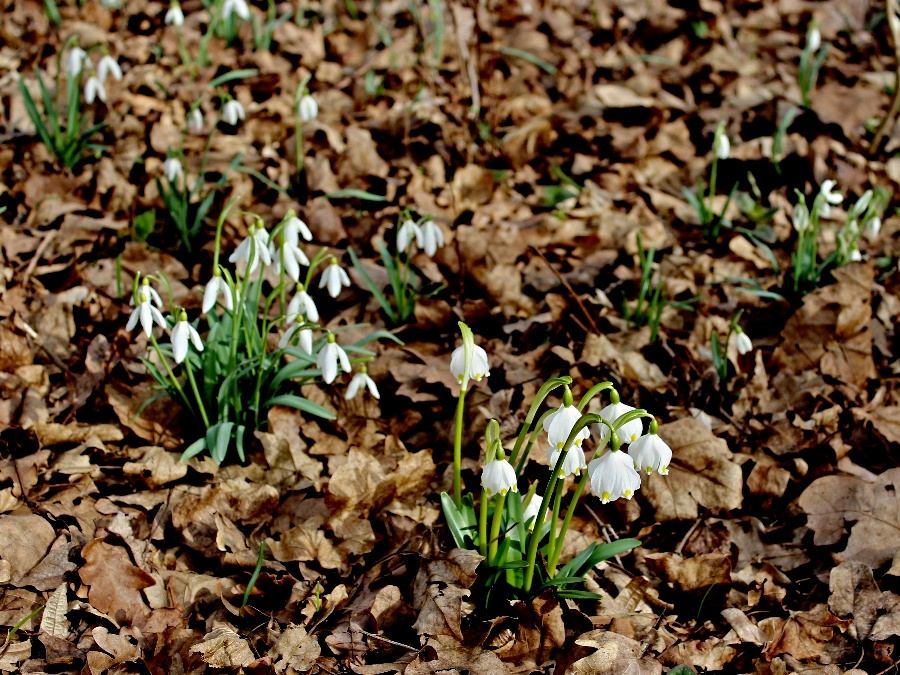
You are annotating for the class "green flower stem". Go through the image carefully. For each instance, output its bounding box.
[546,480,564,563]
[707,154,718,216]
[452,386,467,508]
[514,408,554,473]
[577,381,613,411]
[488,492,507,564]
[523,412,600,593]
[149,335,191,410]
[183,358,210,428]
[508,376,572,465]
[548,470,590,575]
[478,490,489,557]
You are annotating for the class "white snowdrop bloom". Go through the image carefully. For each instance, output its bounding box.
[522,495,543,531]
[297,94,318,123]
[481,459,518,496]
[129,279,163,309]
[126,285,166,337]
[170,313,203,364]
[864,216,881,240]
[222,0,250,21]
[165,3,185,26]
[595,401,643,445]
[202,272,234,314]
[188,108,204,134]
[97,55,122,82]
[820,179,843,205]
[792,203,810,233]
[345,367,380,400]
[848,248,862,262]
[589,450,642,504]
[714,130,730,160]
[67,48,87,78]
[397,219,422,252]
[808,27,822,52]
[278,323,313,354]
[274,238,310,283]
[317,333,351,384]
[286,284,319,324]
[84,76,106,104]
[628,433,672,476]
[734,329,752,355]
[222,99,246,126]
[543,404,589,450]
[549,444,587,478]
[229,224,272,275]
[420,219,445,257]
[319,257,351,298]
[284,214,313,243]
[450,343,490,384]
[163,157,183,183]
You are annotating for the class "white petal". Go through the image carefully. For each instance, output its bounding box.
[188,324,204,352]
[299,329,313,355]
[365,375,380,399]
[171,322,189,363]
[336,345,351,374]
[345,373,363,399]
[318,343,337,383]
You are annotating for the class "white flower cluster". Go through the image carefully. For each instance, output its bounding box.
[125,277,202,365]
[67,47,122,105]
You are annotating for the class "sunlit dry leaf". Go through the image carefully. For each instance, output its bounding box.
[39,584,68,639]
[644,552,732,591]
[269,624,321,674]
[406,634,507,675]
[0,511,55,581]
[78,539,155,623]
[190,625,255,668]
[571,630,662,675]
[760,604,851,662]
[122,446,187,487]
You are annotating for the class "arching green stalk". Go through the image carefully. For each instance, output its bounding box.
[577,381,613,411]
[509,376,571,465]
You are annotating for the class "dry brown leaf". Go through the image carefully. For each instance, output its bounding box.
[0,511,55,582]
[828,561,889,641]
[269,624,321,674]
[644,552,732,591]
[78,539,155,624]
[760,604,851,662]
[571,630,662,674]
[405,634,507,675]
[189,625,255,668]
[39,584,68,639]
[122,446,187,487]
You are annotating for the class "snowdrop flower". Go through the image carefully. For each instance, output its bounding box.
[808,27,822,52]
[595,398,643,445]
[188,108,204,134]
[170,311,203,364]
[449,343,490,385]
[286,284,319,323]
[163,157,183,183]
[202,269,234,314]
[126,282,166,337]
[222,99,246,126]
[848,247,862,262]
[345,366,380,400]
[97,55,122,82]
[819,179,843,218]
[420,219,445,257]
[319,257,351,298]
[274,216,311,282]
[589,449,642,503]
[792,202,810,233]
[278,323,313,354]
[222,0,250,21]
[284,212,313,243]
[549,444,587,478]
[734,328,752,355]
[481,458,517,496]
[165,2,185,26]
[297,94,318,123]
[130,277,163,309]
[84,76,106,104]
[522,495,543,531]
[229,223,272,275]
[864,216,881,240]
[713,125,730,160]
[67,48,87,78]
[628,422,672,475]
[317,333,351,384]
[397,219,422,252]
[543,394,589,450]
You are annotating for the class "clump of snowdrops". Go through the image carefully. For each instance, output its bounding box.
[125,199,395,463]
[441,323,672,605]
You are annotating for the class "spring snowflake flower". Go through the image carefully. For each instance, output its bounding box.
[397,219,422,252]
[279,323,313,355]
[589,449,642,504]
[67,48,87,78]
[449,343,490,384]
[126,282,166,337]
[317,333,351,384]
[628,430,672,475]
[523,495,543,531]
[163,157,183,183]
[420,220,445,257]
[188,108,204,134]
[549,444,587,478]
[345,366,380,400]
[165,2,184,26]
[595,400,643,445]
[286,284,319,323]
[229,223,271,275]
[297,94,318,123]
[222,99,246,126]
[734,328,752,355]
[319,257,351,298]
[222,0,250,21]
[481,459,517,496]
[202,270,234,314]
[544,403,590,450]
[170,312,203,364]
[84,76,106,104]
[97,55,122,82]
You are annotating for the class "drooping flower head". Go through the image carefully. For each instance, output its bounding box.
[222,99,246,126]
[549,444,587,478]
[170,310,204,364]
[319,256,351,298]
[345,365,380,400]
[202,267,234,314]
[397,219,422,252]
[163,156,183,183]
[449,322,490,389]
[97,54,122,82]
[67,47,87,78]
[734,327,752,355]
[522,494,543,531]
[420,219,445,257]
[286,283,319,324]
[481,444,517,496]
[594,391,643,445]
[229,221,272,275]
[713,121,730,160]
[628,418,672,476]
[165,2,185,26]
[589,436,642,504]
[317,332,351,384]
[543,387,589,450]
[187,107,204,134]
[222,0,250,21]
[126,277,166,337]
[297,94,318,123]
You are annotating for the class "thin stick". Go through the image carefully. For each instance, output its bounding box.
[870,0,900,153]
[531,245,600,334]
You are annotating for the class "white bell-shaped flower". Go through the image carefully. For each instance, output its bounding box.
[129,278,163,309]
[449,343,490,384]
[397,219,422,252]
[222,99,246,126]
[589,449,642,504]
[222,0,250,20]
[595,399,644,445]
[714,129,730,160]
[317,333,351,384]
[734,329,752,355]
[84,76,106,104]
[126,284,166,337]
[286,284,319,324]
[848,248,862,262]
[163,157,183,183]
[278,323,313,355]
[297,94,318,123]
[284,213,313,243]
[170,312,203,364]
[188,107,204,134]
[628,430,672,475]
[864,216,881,240]
[792,202,810,233]
[274,238,310,283]
[808,27,822,52]
[165,3,184,26]
[544,403,589,450]
[345,367,380,400]
[481,459,517,496]
[549,444,587,478]
[420,220,445,257]
[229,223,272,275]
[319,257,351,298]
[522,494,543,531]
[202,272,234,314]
[67,48,87,78]
[97,55,122,81]
[819,180,843,219]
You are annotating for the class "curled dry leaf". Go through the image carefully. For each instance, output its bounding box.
[189,625,255,668]
[269,624,321,674]
[571,630,662,675]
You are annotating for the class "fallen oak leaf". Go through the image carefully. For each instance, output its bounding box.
[189,625,255,668]
[78,539,155,624]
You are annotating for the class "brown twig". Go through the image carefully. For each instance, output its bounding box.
[531,245,600,334]
[870,0,900,153]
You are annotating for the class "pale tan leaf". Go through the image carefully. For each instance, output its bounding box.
[39,584,68,639]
